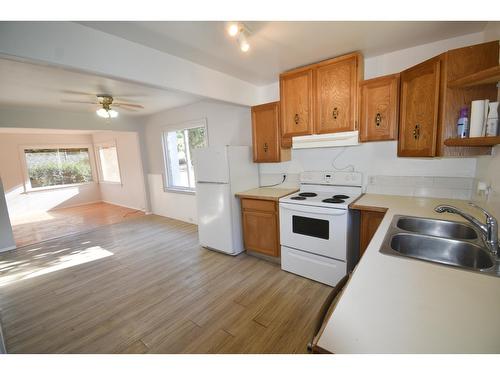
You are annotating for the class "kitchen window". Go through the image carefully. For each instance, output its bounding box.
[22,147,94,191]
[95,142,122,184]
[162,119,208,192]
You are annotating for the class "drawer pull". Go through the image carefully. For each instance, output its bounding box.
[294,113,300,125]
[375,113,382,127]
[263,142,269,152]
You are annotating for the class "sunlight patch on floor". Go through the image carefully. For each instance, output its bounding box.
[0,246,114,286]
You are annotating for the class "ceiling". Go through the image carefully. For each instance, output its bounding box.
[79,21,490,85]
[0,58,200,116]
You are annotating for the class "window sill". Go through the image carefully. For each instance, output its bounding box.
[163,187,196,195]
[99,181,122,186]
[24,182,96,194]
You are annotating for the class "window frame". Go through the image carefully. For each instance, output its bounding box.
[94,140,123,185]
[161,118,208,194]
[18,143,98,193]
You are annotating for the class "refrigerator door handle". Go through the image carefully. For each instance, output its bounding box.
[307,273,350,353]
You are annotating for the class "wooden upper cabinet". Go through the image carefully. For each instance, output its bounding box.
[251,102,291,163]
[398,56,442,157]
[359,74,399,142]
[315,54,360,134]
[280,69,314,138]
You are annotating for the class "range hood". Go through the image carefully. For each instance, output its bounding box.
[292,131,360,149]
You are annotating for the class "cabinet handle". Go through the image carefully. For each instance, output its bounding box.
[332,107,339,119]
[294,113,300,125]
[413,124,421,140]
[263,142,269,153]
[375,113,382,127]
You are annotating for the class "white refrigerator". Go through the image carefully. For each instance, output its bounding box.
[193,146,259,255]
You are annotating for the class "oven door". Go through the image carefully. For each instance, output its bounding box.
[279,202,347,260]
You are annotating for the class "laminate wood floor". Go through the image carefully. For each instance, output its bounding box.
[0,215,332,354]
[11,202,145,248]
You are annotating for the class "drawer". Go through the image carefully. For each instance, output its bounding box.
[241,198,276,213]
[281,246,346,287]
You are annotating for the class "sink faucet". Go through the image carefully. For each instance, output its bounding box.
[435,202,498,256]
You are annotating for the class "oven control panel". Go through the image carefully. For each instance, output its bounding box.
[300,171,362,187]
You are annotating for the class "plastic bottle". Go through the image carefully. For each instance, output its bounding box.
[485,102,499,136]
[456,107,469,138]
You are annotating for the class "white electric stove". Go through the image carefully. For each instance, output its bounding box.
[279,171,363,286]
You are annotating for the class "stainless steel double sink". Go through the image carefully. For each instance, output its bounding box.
[380,215,500,276]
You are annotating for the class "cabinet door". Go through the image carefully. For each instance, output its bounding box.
[398,57,441,157]
[252,102,280,162]
[315,55,358,134]
[359,74,399,142]
[280,69,313,138]
[242,210,279,257]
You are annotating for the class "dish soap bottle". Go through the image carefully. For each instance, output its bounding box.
[456,107,469,138]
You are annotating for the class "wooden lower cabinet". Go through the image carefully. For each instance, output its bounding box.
[359,209,386,258]
[241,198,280,257]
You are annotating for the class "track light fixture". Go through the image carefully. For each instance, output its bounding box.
[227,22,250,53]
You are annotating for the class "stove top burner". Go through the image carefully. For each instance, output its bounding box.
[290,196,307,200]
[322,198,345,204]
[298,192,317,197]
[333,194,349,199]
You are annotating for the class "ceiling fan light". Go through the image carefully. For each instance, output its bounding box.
[108,109,119,118]
[96,108,109,118]
[228,23,239,37]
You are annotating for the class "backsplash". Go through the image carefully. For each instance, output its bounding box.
[366,175,474,200]
[260,172,475,200]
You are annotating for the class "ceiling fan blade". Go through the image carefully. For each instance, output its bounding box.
[61,100,98,104]
[116,106,138,112]
[60,90,96,96]
[114,103,144,109]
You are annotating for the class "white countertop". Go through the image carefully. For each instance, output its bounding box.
[317,194,500,353]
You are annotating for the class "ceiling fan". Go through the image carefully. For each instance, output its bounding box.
[62,94,144,119]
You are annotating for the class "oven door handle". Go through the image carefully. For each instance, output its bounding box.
[280,203,347,216]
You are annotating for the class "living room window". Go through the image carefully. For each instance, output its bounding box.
[22,147,94,191]
[162,119,208,192]
[95,142,122,184]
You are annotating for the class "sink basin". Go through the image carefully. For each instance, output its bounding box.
[396,217,478,240]
[390,233,494,270]
[380,215,499,276]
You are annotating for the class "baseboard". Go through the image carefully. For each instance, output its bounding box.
[0,245,16,253]
[151,211,197,225]
[100,200,146,213]
[49,200,103,211]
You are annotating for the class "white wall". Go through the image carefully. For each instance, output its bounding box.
[260,141,477,189]
[473,146,500,218]
[92,131,147,211]
[0,132,101,218]
[472,22,500,217]
[0,177,15,252]
[144,100,252,223]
